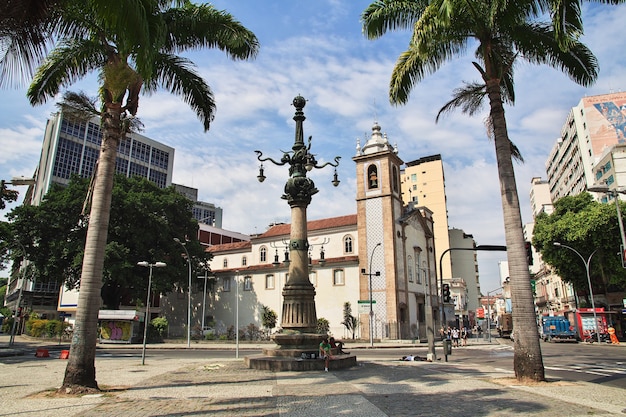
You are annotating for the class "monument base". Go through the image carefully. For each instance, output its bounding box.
[245,333,357,371]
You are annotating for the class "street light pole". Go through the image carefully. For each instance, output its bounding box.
[486,287,504,343]
[174,238,192,348]
[235,270,240,359]
[438,245,507,361]
[137,261,166,365]
[553,242,600,343]
[368,243,381,348]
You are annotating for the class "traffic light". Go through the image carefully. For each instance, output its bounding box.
[442,284,451,303]
[525,241,533,265]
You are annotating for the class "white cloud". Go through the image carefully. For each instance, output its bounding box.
[2,1,626,291]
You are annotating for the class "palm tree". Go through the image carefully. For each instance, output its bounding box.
[362,0,598,381]
[0,0,156,88]
[26,0,258,392]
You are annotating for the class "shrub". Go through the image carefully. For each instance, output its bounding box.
[317,317,329,334]
[148,317,168,342]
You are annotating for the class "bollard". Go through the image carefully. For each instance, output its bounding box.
[35,348,49,358]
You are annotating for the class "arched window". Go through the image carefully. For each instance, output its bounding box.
[393,166,399,192]
[260,246,267,263]
[367,164,378,189]
[343,235,353,254]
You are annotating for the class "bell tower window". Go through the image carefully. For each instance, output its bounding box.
[368,164,378,189]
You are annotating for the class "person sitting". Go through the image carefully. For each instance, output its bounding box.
[319,337,332,371]
[329,337,349,354]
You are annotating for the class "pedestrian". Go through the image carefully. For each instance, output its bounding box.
[319,337,332,371]
[451,327,460,347]
[461,327,468,346]
[608,324,620,345]
[330,337,348,354]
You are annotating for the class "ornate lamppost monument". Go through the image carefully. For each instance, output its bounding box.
[246,95,355,371]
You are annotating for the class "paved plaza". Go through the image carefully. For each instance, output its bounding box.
[1,336,625,416]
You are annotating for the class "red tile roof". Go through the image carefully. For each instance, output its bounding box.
[205,241,251,253]
[259,214,357,238]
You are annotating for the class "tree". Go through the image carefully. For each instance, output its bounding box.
[362,0,598,381]
[341,301,358,339]
[22,1,258,392]
[261,305,278,337]
[8,175,209,308]
[0,0,158,88]
[532,193,626,301]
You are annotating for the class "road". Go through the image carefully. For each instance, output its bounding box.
[12,339,624,390]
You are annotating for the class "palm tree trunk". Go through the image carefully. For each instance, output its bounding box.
[486,79,545,382]
[61,104,122,390]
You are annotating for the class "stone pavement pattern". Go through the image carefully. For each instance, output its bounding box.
[2,356,622,417]
[1,335,625,417]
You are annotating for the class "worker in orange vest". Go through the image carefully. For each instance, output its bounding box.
[608,325,620,345]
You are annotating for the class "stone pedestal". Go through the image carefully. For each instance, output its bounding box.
[245,333,357,371]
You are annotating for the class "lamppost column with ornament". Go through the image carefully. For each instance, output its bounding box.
[255,95,340,347]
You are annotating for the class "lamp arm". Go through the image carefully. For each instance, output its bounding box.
[255,150,288,166]
[311,156,341,169]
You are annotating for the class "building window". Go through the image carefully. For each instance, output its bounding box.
[367,164,378,189]
[265,274,275,289]
[392,166,399,192]
[333,269,345,286]
[242,256,247,266]
[222,277,231,292]
[416,256,422,285]
[223,258,228,268]
[344,235,353,254]
[244,276,252,291]
[411,173,417,183]
[407,255,414,282]
[260,246,267,263]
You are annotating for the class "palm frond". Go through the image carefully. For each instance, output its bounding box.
[57,91,99,121]
[160,3,259,60]
[146,53,215,131]
[436,82,486,122]
[513,22,598,86]
[362,0,428,39]
[27,39,106,105]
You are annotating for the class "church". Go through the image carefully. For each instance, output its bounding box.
[204,122,438,341]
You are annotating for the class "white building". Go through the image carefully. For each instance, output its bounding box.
[203,122,439,341]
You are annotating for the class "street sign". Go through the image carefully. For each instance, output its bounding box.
[358,300,375,314]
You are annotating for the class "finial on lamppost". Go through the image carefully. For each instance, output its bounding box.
[254,96,341,196]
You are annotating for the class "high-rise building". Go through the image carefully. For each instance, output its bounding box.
[546,92,626,200]
[401,155,452,281]
[30,110,175,206]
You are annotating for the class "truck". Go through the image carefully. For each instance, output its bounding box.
[540,316,577,342]
[564,308,615,342]
[496,313,513,338]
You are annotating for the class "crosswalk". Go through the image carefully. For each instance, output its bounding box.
[545,361,626,378]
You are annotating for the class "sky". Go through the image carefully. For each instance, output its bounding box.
[2,1,626,292]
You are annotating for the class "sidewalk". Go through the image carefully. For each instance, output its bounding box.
[0,334,624,416]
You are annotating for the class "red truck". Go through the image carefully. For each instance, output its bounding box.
[564,308,614,342]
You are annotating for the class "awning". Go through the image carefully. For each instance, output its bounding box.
[98,310,140,321]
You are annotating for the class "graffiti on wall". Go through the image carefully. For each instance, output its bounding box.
[99,320,132,342]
